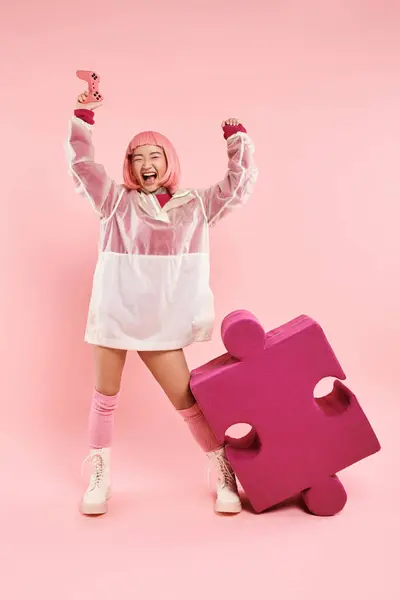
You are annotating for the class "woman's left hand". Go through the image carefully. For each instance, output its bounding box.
[222,118,241,127]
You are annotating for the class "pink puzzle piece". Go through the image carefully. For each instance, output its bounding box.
[190,311,381,516]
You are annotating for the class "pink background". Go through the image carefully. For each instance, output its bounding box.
[1,1,399,598]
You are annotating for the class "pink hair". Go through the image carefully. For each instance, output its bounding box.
[123,131,181,194]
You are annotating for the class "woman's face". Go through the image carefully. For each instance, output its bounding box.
[131,145,167,193]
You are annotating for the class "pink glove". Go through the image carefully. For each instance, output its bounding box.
[74,109,95,125]
[222,123,247,140]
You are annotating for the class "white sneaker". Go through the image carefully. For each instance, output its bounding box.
[207,447,242,514]
[80,447,111,516]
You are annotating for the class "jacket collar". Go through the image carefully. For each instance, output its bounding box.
[137,189,194,221]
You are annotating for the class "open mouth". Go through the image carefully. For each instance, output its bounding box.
[142,172,157,185]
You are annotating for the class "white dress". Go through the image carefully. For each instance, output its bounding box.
[65,117,258,351]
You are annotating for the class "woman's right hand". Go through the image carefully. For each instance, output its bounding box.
[75,91,103,111]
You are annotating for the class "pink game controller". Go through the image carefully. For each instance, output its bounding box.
[76,70,103,103]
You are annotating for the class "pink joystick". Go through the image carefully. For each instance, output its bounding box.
[76,70,103,103]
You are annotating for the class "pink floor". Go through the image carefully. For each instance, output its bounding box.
[1,379,397,600]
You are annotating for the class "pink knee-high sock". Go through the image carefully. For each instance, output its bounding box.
[178,403,223,453]
[88,390,119,449]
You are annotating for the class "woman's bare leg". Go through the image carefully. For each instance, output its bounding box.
[138,349,195,410]
[138,349,221,450]
[94,345,127,397]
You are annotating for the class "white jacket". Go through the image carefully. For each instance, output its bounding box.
[66,116,258,350]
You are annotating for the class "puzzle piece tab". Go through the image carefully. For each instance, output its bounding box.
[190,311,381,515]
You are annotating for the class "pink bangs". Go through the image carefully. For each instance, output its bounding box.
[123,131,181,194]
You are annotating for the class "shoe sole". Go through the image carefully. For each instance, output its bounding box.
[80,502,108,516]
[215,500,242,514]
[80,489,110,516]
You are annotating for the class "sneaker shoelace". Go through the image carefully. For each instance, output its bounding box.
[216,454,236,489]
[82,453,105,490]
[207,452,236,490]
